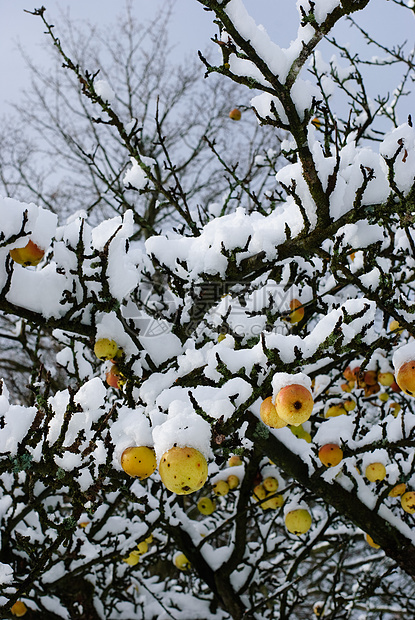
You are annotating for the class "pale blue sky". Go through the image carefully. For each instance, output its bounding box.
[0,0,413,121]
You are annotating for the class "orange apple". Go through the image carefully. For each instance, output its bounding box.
[260,396,288,429]
[389,482,406,497]
[288,298,304,324]
[318,444,343,467]
[121,446,157,480]
[229,108,242,121]
[10,601,28,617]
[275,384,314,426]
[9,239,45,266]
[106,364,125,389]
[396,361,415,396]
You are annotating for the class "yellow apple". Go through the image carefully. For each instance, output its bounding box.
[136,541,148,555]
[213,479,230,496]
[365,462,386,482]
[285,509,312,535]
[94,338,119,360]
[197,496,215,515]
[325,404,348,418]
[389,482,406,497]
[275,384,314,426]
[343,398,356,411]
[261,493,284,510]
[253,483,267,501]
[228,455,243,467]
[260,396,288,429]
[10,601,28,617]
[121,446,157,480]
[159,446,208,495]
[389,402,401,417]
[227,474,239,490]
[318,444,343,467]
[290,424,312,442]
[396,361,415,396]
[9,239,45,267]
[229,108,242,121]
[389,320,403,333]
[122,550,141,566]
[263,477,278,493]
[401,491,415,513]
[173,552,191,571]
[378,372,394,387]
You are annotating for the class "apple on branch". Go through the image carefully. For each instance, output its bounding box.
[9,239,45,267]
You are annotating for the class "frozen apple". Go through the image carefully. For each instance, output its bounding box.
[325,404,347,418]
[396,360,415,396]
[228,455,243,467]
[136,541,148,555]
[365,462,386,482]
[275,384,314,426]
[9,239,45,267]
[378,372,394,387]
[94,338,118,361]
[253,484,267,501]
[122,550,141,566]
[401,491,415,513]
[260,396,288,429]
[121,446,157,480]
[197,496,215,515]
[261,493,284,510]
[159,446,208,495]
[318,444,343,467]
[290,424,312,442]
[285,509,312,535]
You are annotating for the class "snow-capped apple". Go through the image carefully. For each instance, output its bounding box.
[159,446,208,495]
[263,477,278,493]
[325,404,347,418]
[106,364,125,389]
[365,462,386,482]
[10,601,28,617]
[121,446,157,479]
[228,455,242,467]
[94,338,118,360]
[288,298,304,324]
[318,444,343,467]
[395,361,415,396]
[9,239,45,267]
[343,398,356,411]
[260,396,288,428]
[213,479,230,496]
[275,384,314,426]
[173,552,191,571]
[197,496,215,515]
[229,108,241,120]
[285,509,312,535]
[401,491,415,513]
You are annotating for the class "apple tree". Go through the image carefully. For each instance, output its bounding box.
[1,1,415,619]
